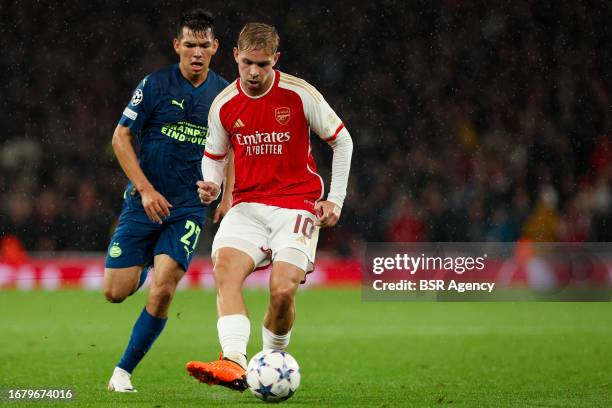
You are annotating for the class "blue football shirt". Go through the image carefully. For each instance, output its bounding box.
[118,64,228,208]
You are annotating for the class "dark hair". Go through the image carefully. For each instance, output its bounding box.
[177,9,215,39]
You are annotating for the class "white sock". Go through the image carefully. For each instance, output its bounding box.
[217,314,250,369]
[262,325,291,351]
[114,366,131,377]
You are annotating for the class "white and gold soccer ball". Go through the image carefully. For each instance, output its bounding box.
[246,350,301,402]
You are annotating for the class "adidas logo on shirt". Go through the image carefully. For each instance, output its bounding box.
[233,118,245,128]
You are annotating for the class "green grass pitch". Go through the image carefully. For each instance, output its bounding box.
[1,289,611,407]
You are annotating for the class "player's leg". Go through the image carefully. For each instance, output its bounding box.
[206,204,270,367]
[108,208,196,392]
[146,254,184,317]
[105,263,158,393]
[262,206,318,351]
[104,203,157,303]
[112,254,184,383]
[106,203,161,392]
[103,266,143,303]
[185,247,258,390]
[263,251,307,351]
[214,247,255,366]
[105,261,154,393]
[114,211,202,371]
[186,203,269,390]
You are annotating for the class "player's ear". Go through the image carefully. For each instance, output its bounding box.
[211,38,219,54]
[272,52,280,67]
[233,47,240,62]
[173,38,181,55]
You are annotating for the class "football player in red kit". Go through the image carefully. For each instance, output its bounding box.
[186,23,353,391]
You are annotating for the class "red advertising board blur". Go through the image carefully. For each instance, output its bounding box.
[0,257,362,290]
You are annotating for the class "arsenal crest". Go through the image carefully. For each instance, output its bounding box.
[275,107,291,125]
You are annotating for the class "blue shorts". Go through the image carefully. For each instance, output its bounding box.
[105,197,205,272]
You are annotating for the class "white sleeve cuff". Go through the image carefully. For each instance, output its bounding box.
[326,196,344,209]
[202,155,225,197]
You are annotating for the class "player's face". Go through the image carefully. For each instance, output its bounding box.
[234,47,280,96]
[174,28,218,82]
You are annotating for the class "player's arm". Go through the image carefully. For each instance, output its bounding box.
[112,125,171,224]
[213,149,234,223]
[115,75,171,224]
[197,101,231,205]
[316,125,353,227]
[302,85,353,228]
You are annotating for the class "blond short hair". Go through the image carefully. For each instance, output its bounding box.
[237,23,280,54]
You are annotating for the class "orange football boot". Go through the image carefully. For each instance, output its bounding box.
[186,353,247,391]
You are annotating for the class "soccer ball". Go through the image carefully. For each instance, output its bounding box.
[246,350,301,402]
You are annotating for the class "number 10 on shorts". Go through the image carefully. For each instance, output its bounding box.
[293,214,315,239]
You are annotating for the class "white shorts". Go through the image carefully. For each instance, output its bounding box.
[211,202,319,273]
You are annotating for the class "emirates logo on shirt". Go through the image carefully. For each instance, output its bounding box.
[235,130,291,156]
[275,107,291,125]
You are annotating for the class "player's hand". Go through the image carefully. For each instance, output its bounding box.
[213,199,231,223]
[315,201,341,228]
[197,180,220,205]
[140,187,172,224]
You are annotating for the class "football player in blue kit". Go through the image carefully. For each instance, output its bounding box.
[104,9,228,392]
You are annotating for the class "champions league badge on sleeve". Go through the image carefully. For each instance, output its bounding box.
[131,89,144,106]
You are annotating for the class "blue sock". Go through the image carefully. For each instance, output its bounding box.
[117,307,167,373]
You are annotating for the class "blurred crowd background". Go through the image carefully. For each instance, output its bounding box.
[1,1,610,258]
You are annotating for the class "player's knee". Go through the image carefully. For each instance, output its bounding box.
[149,282,176,306]
[269,285,297,312]
[214,273,242,292]
[212,255,233,276]
[213,262,243,292]
[104,287,129,303]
